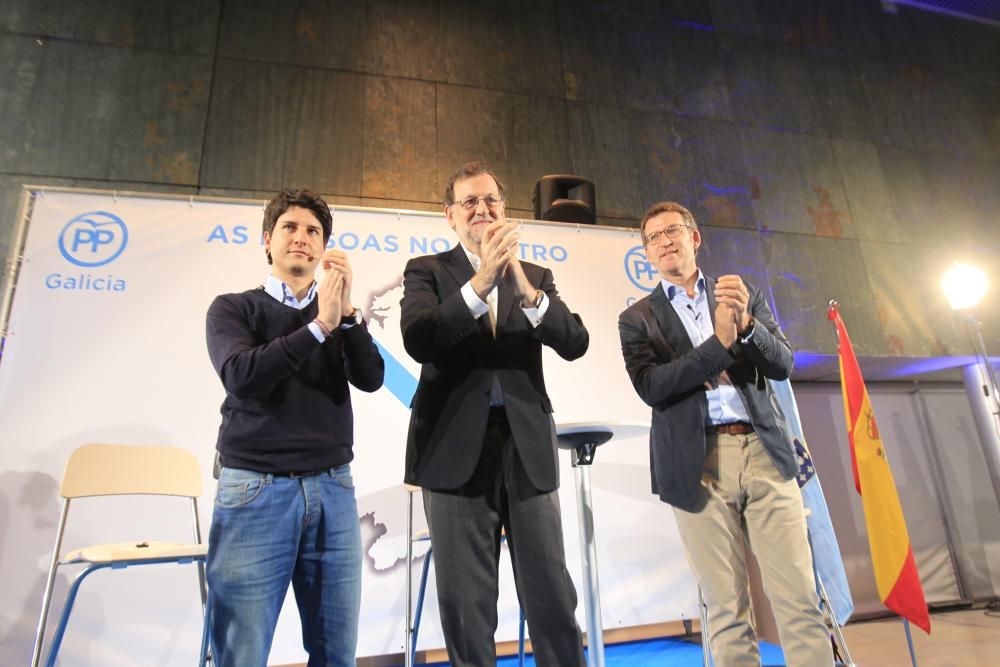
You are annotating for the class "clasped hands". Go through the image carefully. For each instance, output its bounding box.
[316,249,356,330]
[713,274,751,349]
[469,220,536,306]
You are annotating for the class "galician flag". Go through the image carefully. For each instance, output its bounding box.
[828,302,930,633]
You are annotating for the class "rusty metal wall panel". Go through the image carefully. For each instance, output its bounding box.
[707,0,761,36]
[741,126,855,238]
[809,55,878,144]
[363,77,437,203]
[832,139,901,243]
[617,15,674,112]
[0,0,220,54]
[435,0,563,97]
[557,0,626,105]
[0,34,211,184]
[362,0,442,81]
[855,60,913,149]
[863,61,991,160]
[435,84,573,212]
[631,113,755,230]
[914,77,996,161]
[975,83,1000,161]
[665,0,713,24]
[721,35,825,134]
[945,17,1000,86]
[859,241,968,357]
[876,3,963,73]
[565,102,643,220]
[879,145,982,246]
[616,16,732,118]
[217,0,365,70]
[709,0,882,71]
[761,233,885,355]
[200,58,364,194]
[964,160,1000,246]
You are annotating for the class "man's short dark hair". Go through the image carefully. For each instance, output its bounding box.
[262,189,333,264]
[443,161,506,206]
[639,201,698,241]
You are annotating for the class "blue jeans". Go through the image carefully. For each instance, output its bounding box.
[206,465,362,667]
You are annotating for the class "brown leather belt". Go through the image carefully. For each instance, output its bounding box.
[708,422,754,435]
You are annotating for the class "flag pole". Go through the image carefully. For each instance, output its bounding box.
[816,572,856,667]
[902,618,918,667]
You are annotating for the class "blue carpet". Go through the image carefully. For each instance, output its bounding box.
[420,636,786,666]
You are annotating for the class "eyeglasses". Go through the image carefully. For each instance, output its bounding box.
[451,194,504,211]
[644,224,690,246]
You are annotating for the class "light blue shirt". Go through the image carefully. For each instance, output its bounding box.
[264,275,356,343]
[662,271,752,426]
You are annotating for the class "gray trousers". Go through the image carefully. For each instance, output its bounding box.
[673,432,834,667]
[423,412,585,667]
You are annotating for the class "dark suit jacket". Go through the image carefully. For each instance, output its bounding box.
[400,245,589,492]
[618,275,797,511]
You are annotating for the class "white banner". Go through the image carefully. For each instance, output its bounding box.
[0,189,696,666]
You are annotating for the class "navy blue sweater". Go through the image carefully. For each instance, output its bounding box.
[206,287,384,474]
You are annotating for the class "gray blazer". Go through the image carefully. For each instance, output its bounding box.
[618,275,797,511]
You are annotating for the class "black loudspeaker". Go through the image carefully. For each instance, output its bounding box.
[533,175,596,225]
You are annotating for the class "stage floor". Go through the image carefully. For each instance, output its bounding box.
[425,608,1000,667]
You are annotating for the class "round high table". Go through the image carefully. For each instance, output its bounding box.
[556,421,649,667]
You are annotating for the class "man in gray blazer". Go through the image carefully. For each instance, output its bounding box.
[400,161,588,666]
[618,201,833,667]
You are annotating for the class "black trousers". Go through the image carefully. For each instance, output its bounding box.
[423,411,585,667]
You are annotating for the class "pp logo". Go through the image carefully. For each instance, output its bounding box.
[624,245,658,292]
[58,211,129,267]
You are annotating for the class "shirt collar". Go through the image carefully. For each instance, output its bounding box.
[264,274,317,308]
[662,270,706,301]
[460,243,481,271]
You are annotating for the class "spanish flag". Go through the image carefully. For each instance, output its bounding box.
[828,302,931,633]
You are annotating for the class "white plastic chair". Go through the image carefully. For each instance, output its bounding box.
[30,444,210,667]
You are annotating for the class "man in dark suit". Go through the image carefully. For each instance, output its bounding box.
[400,161,588,666]
[618,202,833,667]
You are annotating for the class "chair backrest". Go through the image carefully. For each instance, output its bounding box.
[60,443,202,499]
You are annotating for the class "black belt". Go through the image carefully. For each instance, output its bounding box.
[274,469,327,479]
[708,422,754,435]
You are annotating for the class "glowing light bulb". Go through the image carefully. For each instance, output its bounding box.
[941,263,988,311]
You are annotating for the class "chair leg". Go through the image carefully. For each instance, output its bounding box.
[31,500,70,667]
[518,606,526,667]
[405,491,415,667]
[411,547,433,666]
[199,583,213,667]
[43,563,111,667]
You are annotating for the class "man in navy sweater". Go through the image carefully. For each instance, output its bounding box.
[205,189,384,667]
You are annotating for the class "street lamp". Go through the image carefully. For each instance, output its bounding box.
[942,262,1000,524]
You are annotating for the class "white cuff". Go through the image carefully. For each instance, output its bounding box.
[307,321,327,343]
[461,281,490,319]
[520,291,549,328]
